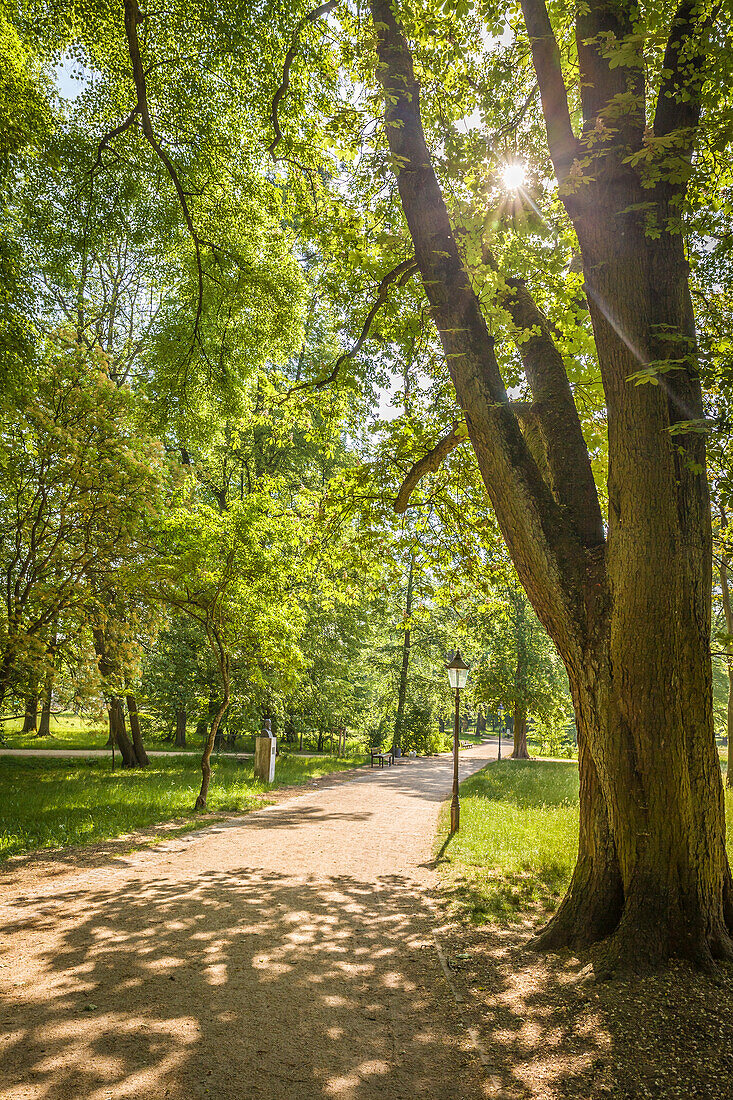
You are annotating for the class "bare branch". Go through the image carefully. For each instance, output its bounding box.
[394,426,465,513]
[285,259,417,397]
[123,0,204,345]
[268,0,339,156]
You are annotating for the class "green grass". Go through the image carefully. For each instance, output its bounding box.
[437,760,579,924]
[0,713,367,757]
[438,760,733,925]
[0,753,365,860]
[0,714,110,750]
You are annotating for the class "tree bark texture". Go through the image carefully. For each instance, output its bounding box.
[109,695,137,767]
[37,632,58,739]
[512,709,529,760]
[93,626,143,767]
[126,694,149,766]
[175,707,187,748]
[371,0,729,970]
[23,676,39,733]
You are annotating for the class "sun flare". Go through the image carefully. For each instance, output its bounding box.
[501,162,526,191]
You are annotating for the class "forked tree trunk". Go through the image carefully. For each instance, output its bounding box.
[370,0,731,970]
[110,696,137,767]
[196,692,228,810]
[175,707,187,748]
[126,694,149,766]
[93,625,143,767]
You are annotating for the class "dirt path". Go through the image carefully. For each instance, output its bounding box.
[0,745,495,1100]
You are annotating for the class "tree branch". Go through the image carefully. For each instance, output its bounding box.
[285,260,417,396]
[268,0,339,156]
[394,426,465,513]
[518,0,577,182]
[500,278,605,547]
[123,0,204,345]
[654,0,709,139]
[371,0,593,649]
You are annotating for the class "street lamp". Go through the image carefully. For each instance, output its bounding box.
[446,649,470,835]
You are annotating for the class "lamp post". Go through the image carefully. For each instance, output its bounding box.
[446,649,470,835]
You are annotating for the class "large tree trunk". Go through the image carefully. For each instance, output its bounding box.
[534,674,624,950]
[512,709,529,760]
[175,707,187,748]
[126,694,149,766]
[394,552,414,753]
[370,0,731,970]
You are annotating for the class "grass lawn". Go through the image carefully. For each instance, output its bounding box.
[0,713,367,757]
[0,752,365,861]
[437,759,733,924]
[0,714,111,750]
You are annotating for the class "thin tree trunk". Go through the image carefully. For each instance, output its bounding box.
[727,666,733,790]
[38,676,53,738]
[196,694,228,809]
[23,673,39,733]
[511,591,530,759]
[37,632,58,738]
[394,553,414,753]
[126,693,149,766]
[175,707,187,748]
[195,628,230,810]
[719,546,733,789]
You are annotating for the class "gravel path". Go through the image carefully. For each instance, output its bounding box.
[0,745,495,1100]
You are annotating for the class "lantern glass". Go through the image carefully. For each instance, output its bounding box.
[446,650,470,690]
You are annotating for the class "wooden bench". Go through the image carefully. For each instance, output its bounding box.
[370,747,395,767]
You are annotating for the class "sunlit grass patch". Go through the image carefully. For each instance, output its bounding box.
[437,760,580,924]
[0,753,365,860]
[438,760,733,926]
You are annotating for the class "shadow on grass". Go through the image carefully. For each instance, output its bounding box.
[441,867,565,924]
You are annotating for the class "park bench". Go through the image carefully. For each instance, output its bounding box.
[370,747,395,767]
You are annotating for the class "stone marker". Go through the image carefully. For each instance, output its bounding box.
[254,717,276,783]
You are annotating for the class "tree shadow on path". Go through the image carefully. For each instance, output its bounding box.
[1,866,488,1100]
